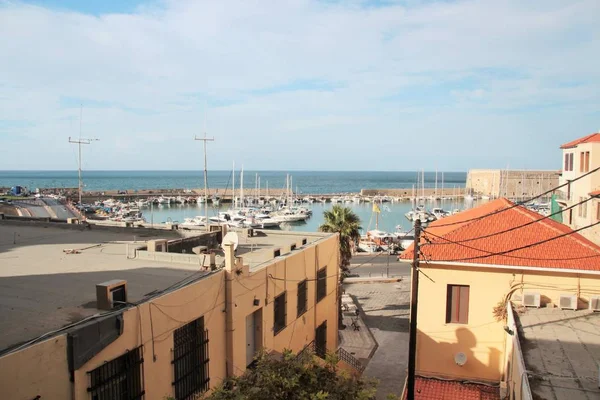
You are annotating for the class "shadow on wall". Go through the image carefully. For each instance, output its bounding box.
[417,327,502,381]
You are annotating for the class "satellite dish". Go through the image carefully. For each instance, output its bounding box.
[221,232,239,251]
[454,352,467,366]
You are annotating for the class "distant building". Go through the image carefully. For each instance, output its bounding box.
[0,223,346,400]
[466,169,559,200]
[557,132,600,243]
[400,199,600,399]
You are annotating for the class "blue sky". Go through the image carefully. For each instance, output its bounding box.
[0,0,599,171]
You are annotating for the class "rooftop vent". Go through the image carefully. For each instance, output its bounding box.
[273,249,281,257]
[96,279,127,310]
[301,238,308,246]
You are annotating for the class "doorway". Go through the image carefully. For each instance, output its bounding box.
[246,308,263,367]
[315,321,327,358]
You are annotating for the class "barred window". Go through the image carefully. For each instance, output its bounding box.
[297,280,307,317]
[316,267,327,303]
[88,346,144,400]
[172,317,210,400]
[274,292,287,335]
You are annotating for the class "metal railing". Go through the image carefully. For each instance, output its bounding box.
[296,341,365,373]
[337,347,365,372]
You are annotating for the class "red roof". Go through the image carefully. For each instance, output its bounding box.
[590,190,600,196]
[400,198,600,270]
[405,377,500,400]
[560,133,600,149]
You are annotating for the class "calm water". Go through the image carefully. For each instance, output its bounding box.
[0,170,466,194]
[145,199,481,234]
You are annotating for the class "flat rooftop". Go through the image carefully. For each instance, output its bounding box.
[0,222,332,353]
[516,307,600,399]
[232,229,330,269]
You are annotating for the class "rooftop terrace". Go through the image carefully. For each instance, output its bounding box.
[516,307,600,399]
[0,221,331,353]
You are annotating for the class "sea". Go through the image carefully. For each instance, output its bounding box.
[0,170,472,233]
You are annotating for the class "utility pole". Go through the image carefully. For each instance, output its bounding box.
[68,107,98,206]
[407,219,422,400]
[194,133,214,230]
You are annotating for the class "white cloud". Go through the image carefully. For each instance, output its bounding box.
[0,0,599,171]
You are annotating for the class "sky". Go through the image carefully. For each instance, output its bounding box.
[0,0,599,171]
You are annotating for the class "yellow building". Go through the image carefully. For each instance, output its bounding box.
[558,132,600,243]
[0,222,342,400]
[401,198,600,399]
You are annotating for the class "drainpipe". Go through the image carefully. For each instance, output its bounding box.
[223,244,235,377]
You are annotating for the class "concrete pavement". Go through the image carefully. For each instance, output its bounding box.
[344,280,410,400]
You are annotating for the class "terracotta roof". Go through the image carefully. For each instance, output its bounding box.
[404,377,500,400]
[560,133,600,149]
[400,198,600,270]
[590,190,600,196]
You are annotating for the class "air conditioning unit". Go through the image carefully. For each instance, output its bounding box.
[96,279,127,310]
[522,292,541,308]
[559,294,578,310]
[589,296,600,312]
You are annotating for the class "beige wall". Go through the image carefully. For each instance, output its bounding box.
[0,234,340,400]
[466,169,558,199]
[0,335,71,400]
[559,142,600,244]
[415,263,600,382]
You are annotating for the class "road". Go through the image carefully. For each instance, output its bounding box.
[42,198,77,219]
[11,198,77,219]
[349,253,410,278]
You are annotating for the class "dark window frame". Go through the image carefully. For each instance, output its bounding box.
[297,280,308,317]
[172,317,210,400]
[445,285,470,324]
[315,321,327,359]
[316,267,327,303]
[87,346,145,400]
[274,292,287,335]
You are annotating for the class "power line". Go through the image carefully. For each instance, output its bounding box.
[423,196,594,245]
[422,228,600,261]
[428,166,600,229]
[419,220,600,263]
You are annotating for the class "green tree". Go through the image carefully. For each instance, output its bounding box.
[204,350,377,400]
[318,205,362,272]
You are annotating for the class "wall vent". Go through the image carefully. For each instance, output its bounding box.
[559,294,578,310]
[589,296,600,312]
[301,238,308,246]
[273,249,281,257]
[96,279,128,310]
[290,244,297,251]
[522,292,541,308]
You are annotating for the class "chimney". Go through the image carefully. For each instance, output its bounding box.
[224,243,235,272]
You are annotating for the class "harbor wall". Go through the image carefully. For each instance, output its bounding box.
[466,169,559,199]
[360,188,466,197]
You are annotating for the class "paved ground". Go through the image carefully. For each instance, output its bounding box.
[339,293,377,366]
[344,280,411,400]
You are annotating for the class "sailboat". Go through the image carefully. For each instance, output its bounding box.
[358,203,395,253]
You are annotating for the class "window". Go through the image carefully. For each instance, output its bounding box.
[569,153,574,171]
[274,292,286,335]
[315,321,327,359]
[580,152,585,173]
[297,280,308,317]
[316,267,327,303]
[172,317,210,400]
[585,151,590,172]
[597,203,600,221]
[446,285,469,324]
[88,346,144,400]
[579,196,588,218]
[565,153,574,172]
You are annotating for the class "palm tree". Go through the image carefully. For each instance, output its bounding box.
[318,205,362,272]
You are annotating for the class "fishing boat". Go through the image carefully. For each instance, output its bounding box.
[180,216,207,226]
[431,207,450,220]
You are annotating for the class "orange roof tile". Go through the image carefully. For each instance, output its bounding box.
[400,198,600,270]
[560,133,600,149]
[405,377,500,400]
[589,190,600,196]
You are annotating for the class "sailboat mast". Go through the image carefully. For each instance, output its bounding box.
[241,165,244,207]
[435,169,438,198]
[233,163,237,207]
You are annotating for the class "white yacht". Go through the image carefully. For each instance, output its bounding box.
[180,216,207,226]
